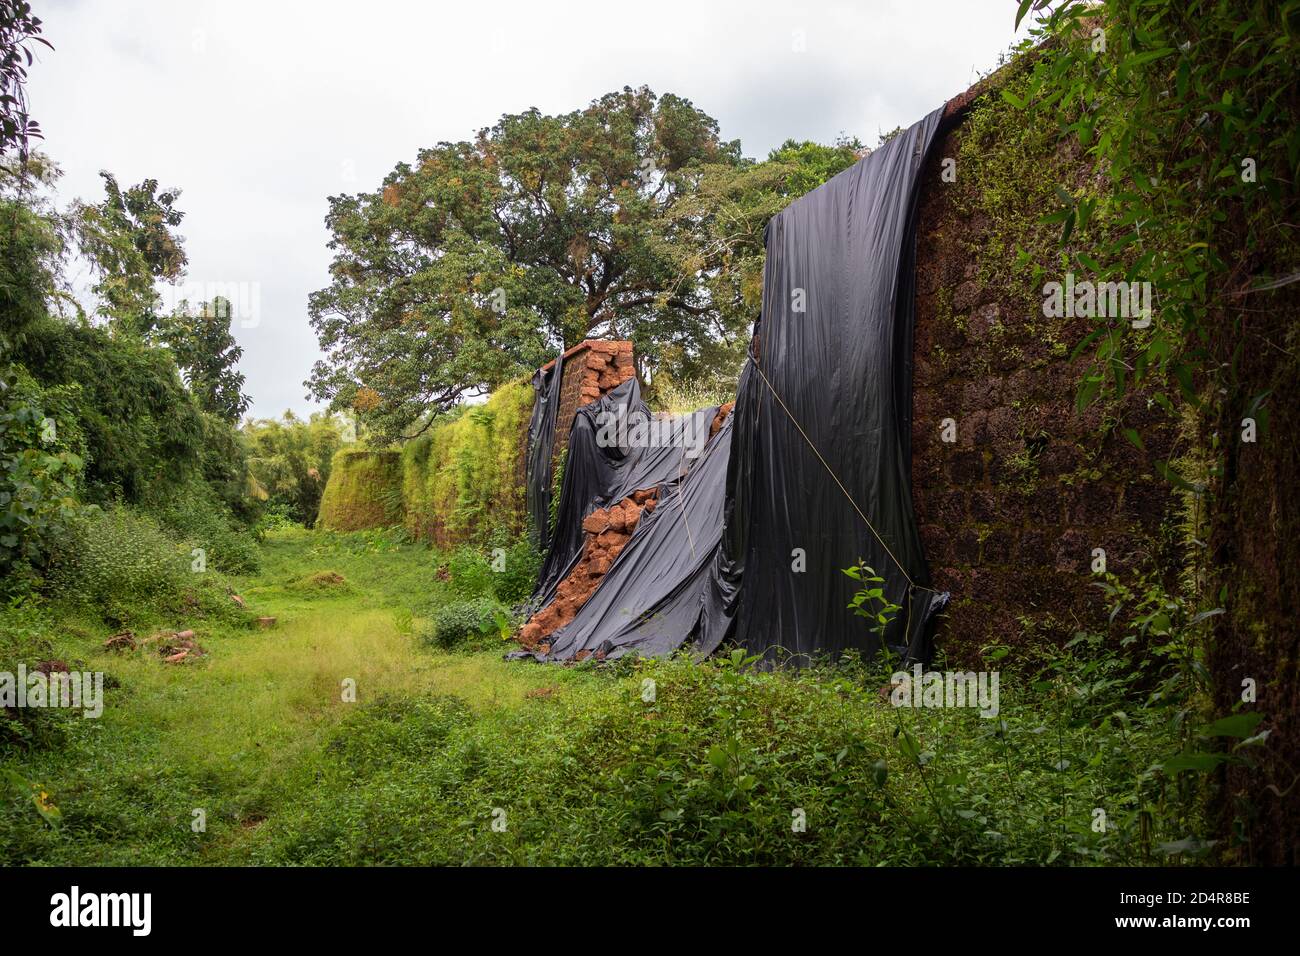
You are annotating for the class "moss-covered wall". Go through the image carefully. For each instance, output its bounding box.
[316,449,403,531]
[1205,260,1300,865]
[911,65,1182,666]
[400,379,533,548]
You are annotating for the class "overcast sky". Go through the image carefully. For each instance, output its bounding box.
[28,0,1028,419]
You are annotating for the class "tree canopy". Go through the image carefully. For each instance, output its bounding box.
[152,297,251,423]
[307,86,866,441]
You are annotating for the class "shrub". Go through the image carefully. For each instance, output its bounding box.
[446,546,494,597]
[13,319,207,504]
[421,598,509,650]
[0,599,71,752]
[489,535,542,606]
[0,367,87,588]
[442,536,540,605]
[46,507,188,608]
[44,506,239,626]
[150,479,260,574]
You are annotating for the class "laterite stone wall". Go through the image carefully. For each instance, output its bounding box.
[909,77,1183,667]
[316,449,403,531]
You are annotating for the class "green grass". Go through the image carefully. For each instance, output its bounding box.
[0,526,1203,866]
[0,526,565,863]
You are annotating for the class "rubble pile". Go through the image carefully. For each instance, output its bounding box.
[518,487,658,652]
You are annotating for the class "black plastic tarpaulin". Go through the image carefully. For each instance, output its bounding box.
[720,106,949,664]
[522,105,949,664]
[525,353,564,553]
[529,376,715,612]
[542,412,734,660]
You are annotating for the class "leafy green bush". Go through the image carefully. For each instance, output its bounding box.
[421,598,509,650]
[0,367,87,588]
[490,536,542,606]
[0,600,72,752]
[46,507,188,607]
[150,479,260,574]
[13,320,206,504]
[442,536,539,605]
[446,547,494,597]
[44,506,239,626]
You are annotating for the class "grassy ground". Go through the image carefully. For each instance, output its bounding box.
[1,526,1200,866]
[0,526,579,863]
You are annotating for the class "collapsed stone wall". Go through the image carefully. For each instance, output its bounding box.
[518,488,658,653]
[516,77,1189,667]
[517,400,735,655]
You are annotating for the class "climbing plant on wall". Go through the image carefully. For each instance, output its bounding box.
[1011,0,1298,471]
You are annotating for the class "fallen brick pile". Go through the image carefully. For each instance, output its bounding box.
[152,629,207,664]
[518,487,658,652]
[104,629,209,664]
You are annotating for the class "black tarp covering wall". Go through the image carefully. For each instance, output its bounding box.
[721,106,949,664]
[542,413,734,660]
[522,106,949,665]
[525,353,564,552]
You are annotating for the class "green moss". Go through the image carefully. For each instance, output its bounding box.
[316,449,403,531]
[951,59,1089,358]
[400,379,532,548]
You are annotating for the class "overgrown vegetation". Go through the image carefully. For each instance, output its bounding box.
[316,449,402,532]
[400,380,533,546]
[0,528,1225,865]
[1009,0,1297,862]
[1015,1,1297,444]
[0,4,1289,866]
[241,412,349,527]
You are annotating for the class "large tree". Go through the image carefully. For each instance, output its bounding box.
[307,86,742,441]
